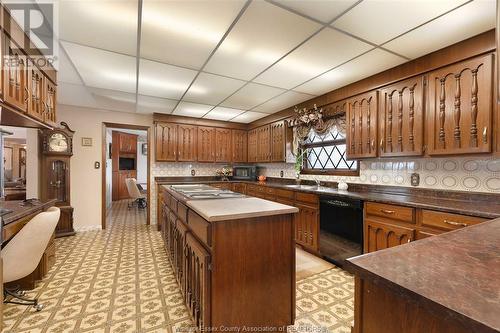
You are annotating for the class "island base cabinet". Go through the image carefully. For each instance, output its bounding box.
[185,234,211,331]
[353,277,472,333]
[295,203,319,253]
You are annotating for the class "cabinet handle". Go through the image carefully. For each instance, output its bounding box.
[444,220,468,227]
[482,127,488,144]
[422,144,427,153]
[380,209,395,215]
[371,139,375,150]
[407,238,411,243]
[380,139,384,151]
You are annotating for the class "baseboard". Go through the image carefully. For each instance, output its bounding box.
[74,225,102,232]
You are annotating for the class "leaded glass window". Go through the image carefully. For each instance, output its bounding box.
[300,126,358,175]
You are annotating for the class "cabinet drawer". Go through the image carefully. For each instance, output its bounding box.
[421,210,486,231]
[275,189,294,200]
[295,192,318,205]
[264,187,275,195]
[188,210,212,247]
[366,202,414,223]
[177,202,188,223]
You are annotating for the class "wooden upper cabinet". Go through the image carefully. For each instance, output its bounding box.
[257,125,271,162]
[427,54,493,155]
[4,37,28,112]
[178,125,197,162]
[232,129,247,163]
[27,66,44,121]
[247,129,258,163]
[379,76,425,157]
[346,90,378,159]
[43,77,57,125]
[271,121,285,162]
[215,128,232,162]
[156,123,177,161]
[197,126,216,162]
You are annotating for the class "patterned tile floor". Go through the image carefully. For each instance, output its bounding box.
[2,200,354,333]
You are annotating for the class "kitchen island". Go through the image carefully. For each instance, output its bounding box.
[346,217,500,333]
[160,184,299,332]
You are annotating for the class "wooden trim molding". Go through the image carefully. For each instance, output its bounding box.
[153,114,247,130]
[101,122,151,229]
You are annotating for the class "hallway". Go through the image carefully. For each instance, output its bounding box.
[2,201,354,333]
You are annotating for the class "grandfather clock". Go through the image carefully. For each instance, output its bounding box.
[40,122,76,237]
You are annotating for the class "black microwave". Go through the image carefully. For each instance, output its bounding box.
[232,165,257,180]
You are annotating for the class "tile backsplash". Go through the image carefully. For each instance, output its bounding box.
[259,157,500,193]
[150,158,500,224]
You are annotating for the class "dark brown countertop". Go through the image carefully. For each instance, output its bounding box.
[1,199,58,225]
[155,177,500,219]
[345,218,500,333]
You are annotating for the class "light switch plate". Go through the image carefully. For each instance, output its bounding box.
[410,173,420,186]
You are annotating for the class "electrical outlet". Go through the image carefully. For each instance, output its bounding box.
[94,161,100,169]
[280,170,284,178]
[410,173,420,186]
[191,169,196,176]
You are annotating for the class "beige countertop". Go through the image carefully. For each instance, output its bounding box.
[186,197,299,222]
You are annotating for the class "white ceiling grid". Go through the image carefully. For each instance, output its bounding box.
[55,0,496,123]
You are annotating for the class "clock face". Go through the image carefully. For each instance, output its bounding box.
[48,133,68,152]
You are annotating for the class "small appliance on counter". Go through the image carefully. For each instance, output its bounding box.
[232,165,258,180]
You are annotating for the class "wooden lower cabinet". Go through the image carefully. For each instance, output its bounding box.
[295,202,319,253]
[55,206,75,237]
[185,233,211,330]
[364,218,414,252]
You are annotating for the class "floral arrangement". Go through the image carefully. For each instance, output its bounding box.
[216,167,232,181]
[293,104,323,126]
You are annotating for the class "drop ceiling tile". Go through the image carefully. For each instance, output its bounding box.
[59,0,138,55]
[204,1,321,80]
[333,0,468,45]
[183,72,246,105]
[62,41,136,93]
[254,28,372,89]
[271,0,358,23]
[231,111,269,123]
[295,49,406,95]
[138,59,198,99]
[253,91,315,114]
[88,87,137,113]
[173,101,214,118]
[58,82,97,109]
[221,83,286,110]
[383,0,496,59]
[203,107,245,121]
[141,0,245,69]
[136,95,178,114]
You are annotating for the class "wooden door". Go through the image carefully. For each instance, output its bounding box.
[3,37,28,112]
[215,128,232,162]
[295,203,319,252]
[185,233,211,331]
[364,219,415,253]
[379,76,425,157]
[257,125,271,162]
[346,90,378,159]
[178,125,197,161]
[197,126,216,162]
[247,129,258,162]
[427,54,493,155]
[43,77,57,125]
[271,121,285,162]
[128,134,137,154]
[27,66,44,121]
[155,123,177,161]
[232,130,247,163]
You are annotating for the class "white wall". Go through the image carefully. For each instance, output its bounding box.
[57,105,153,231]
[26,128,39,198]
[136,139,147,184]
[105,129,112,208]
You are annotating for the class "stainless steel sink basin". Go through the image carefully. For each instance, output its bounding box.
[170,184,245,200]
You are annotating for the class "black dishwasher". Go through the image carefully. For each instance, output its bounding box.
[319,197,364,267]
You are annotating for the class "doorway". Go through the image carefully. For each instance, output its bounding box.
[101,122,151,229]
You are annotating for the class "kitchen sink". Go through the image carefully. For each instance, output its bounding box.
[170,184,245,200]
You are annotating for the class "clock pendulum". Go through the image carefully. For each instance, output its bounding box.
[40,122,76,237]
